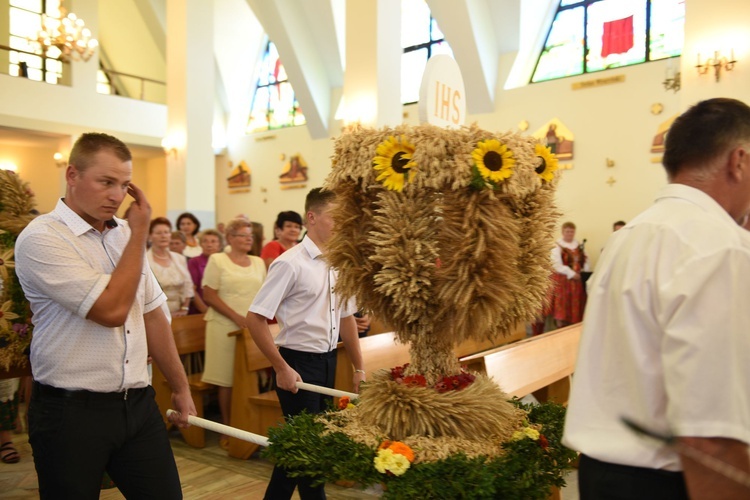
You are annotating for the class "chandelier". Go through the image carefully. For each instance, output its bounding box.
[33,4,98,62]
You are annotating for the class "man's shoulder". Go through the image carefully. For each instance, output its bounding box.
[276,241,308,264]
[17,212,64,246]
[628,200,747,260]
[265,243,308,279]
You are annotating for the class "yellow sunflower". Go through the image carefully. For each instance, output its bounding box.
[472,139,515,183]
[373,136,416,191]
[535,143,558,183]
[0,248,14,281]
[0,300,20,330]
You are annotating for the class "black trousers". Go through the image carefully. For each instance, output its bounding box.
[264,347,337,500]
[579,454,689,500]
[29,383,182,500]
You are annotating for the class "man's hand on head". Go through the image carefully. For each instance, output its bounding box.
[126,183,152,235]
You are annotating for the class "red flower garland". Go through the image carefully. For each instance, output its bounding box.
[390,363,476,392]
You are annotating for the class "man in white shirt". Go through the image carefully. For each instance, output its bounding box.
[247,187,365,500]
[16,133,195,499]
[564,98,750,499]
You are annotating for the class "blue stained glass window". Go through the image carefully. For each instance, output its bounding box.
[247,40,305,134]
[401,0,453,104]
[532,0,684,83]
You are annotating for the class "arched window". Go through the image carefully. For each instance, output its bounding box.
[9,0,64,84]
[401,0,453,104]
[247,40,306,133]
[532,0,684,83]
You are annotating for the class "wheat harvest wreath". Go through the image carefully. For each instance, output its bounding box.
[0,170,36,376]
[262,123,576,499]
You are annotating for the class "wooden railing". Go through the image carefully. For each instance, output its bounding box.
[100,68,166,103]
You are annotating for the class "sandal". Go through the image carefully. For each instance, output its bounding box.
[0,442,20,464]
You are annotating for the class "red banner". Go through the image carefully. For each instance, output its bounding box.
[601,15,634,58]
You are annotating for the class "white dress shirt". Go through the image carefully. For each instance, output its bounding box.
[249,236,355,353]
[564,184,750,470]
[15,199,166,392]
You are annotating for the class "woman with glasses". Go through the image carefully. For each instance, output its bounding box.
[201,218,267,447]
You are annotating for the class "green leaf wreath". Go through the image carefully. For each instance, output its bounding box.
[263,399,576,500]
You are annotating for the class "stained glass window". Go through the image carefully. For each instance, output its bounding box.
[247,40,305,134]
[401,0,453,104]
[9,0,64,84]
[532,0,684,83]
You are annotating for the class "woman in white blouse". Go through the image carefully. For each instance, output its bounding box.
[201,218,266,448]
[146,217,194,316]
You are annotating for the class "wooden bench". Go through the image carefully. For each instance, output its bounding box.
[227,325,282,459]
[152,314,215,448]
[333,323,527,392]
[459,322,582,403]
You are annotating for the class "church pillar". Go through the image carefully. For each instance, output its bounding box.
[342,0,402,127]
[165,0,216,227]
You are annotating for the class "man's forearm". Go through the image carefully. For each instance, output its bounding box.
[245,312,287,370]
[87,229,149,326]
[680,436,750,499]
[145,309,189,394]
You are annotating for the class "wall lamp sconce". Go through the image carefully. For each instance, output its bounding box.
[161,136,179,158]
[662,71,681,93]
[53,151,68,168]
[696,50,737,82]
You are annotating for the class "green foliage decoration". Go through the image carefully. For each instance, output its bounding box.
[263,399,577,499]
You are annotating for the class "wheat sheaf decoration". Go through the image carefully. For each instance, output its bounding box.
[266,125,575,494]
[325,123,560,381]
[0,170,37,371]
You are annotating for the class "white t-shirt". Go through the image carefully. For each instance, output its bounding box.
[563,184,750,471]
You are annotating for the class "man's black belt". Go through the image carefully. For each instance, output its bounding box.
[33,381,148,401]
[278,346,337,359]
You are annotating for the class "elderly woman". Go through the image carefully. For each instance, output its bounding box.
[176,212,202,258]
[187,229,223,314]
[169,231,187,256]
[201,218,266,447]
[146,217,194,317]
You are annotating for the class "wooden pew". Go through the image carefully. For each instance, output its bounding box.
[459,322,582,403]
[227,324,282,460]
[152,314,215,448]
[333,323,526,392]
